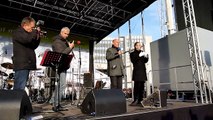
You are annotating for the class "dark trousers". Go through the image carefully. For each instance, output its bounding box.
[14,70,30,90]
[133,81,145,103]
[110,76,122,89]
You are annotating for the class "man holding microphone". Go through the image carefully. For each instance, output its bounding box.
[106,39,124,89]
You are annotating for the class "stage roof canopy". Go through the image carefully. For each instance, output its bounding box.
[0,0,155,42]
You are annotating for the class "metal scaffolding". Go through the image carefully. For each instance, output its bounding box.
[181,0,208,103]
[0,0,155,41]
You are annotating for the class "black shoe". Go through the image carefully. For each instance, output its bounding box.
[137,101,141,104]
[131,100,136,104]
[136,102,142,106]
[57,105,63,108]
[129,101,137,106]
[58,105,68,110]
[52,106,59,112]
[52,105,68,112]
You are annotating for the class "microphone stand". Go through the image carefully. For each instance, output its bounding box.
[77,44,82,106]
[0,50,7,89]
[71,68,75,105]
[122,49,134,54]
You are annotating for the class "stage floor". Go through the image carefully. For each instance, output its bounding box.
[31,99,201,120]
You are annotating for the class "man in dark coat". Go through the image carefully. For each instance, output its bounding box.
[106,39,124,89]
[130,42,148,105]
[50,27,74,108]
[12,17,41,90]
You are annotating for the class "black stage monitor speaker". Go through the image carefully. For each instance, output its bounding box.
[0,90,32,120]
[142,89,167,108]
[81,89,126,116]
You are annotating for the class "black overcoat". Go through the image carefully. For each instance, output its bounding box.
[130,50,148,81]
[12,27,40,71]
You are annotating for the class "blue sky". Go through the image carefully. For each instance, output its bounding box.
[107,1,162,41]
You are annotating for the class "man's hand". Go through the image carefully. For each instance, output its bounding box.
[118,50,123,55]
[36,27,41,33]
[35,27,41,40]
[69,42,74,49]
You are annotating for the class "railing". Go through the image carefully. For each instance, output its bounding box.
[148,65,194,100]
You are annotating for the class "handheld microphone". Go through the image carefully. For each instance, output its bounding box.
[4,49,7,54]
[123,49,134,54]
[117,47,133,54]
[117,47,121,51]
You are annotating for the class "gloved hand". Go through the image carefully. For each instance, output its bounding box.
[139,52,148,57]
[139,52,145,57]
